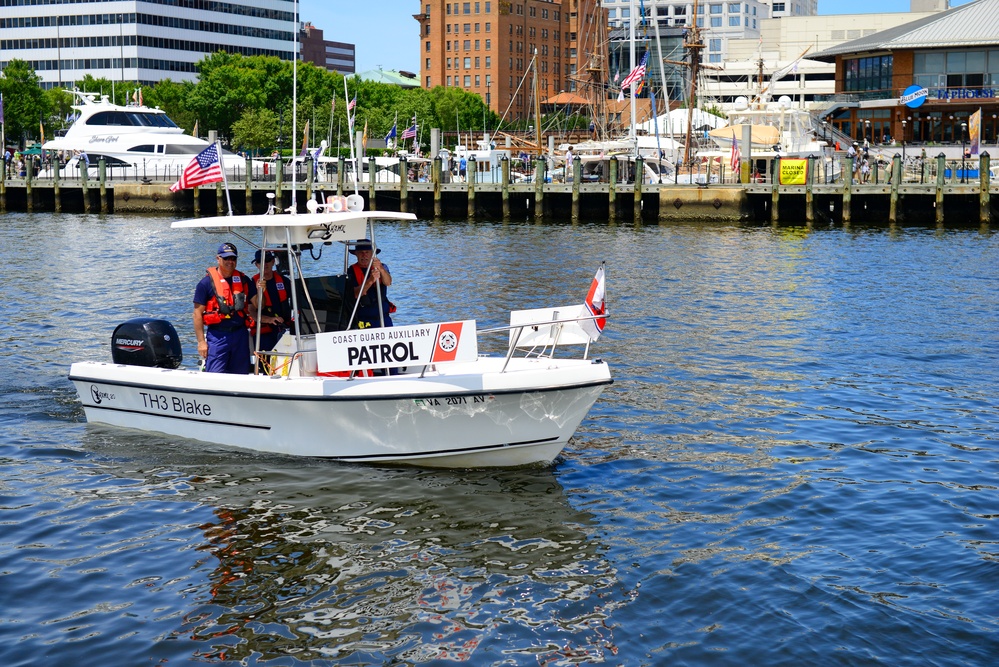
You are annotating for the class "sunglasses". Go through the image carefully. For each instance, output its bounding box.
[219,256,237,262]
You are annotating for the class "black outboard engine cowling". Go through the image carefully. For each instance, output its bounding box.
[111,318,183,369]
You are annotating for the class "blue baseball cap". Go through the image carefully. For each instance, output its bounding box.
[253,249,276,264]
[217,242,238,258]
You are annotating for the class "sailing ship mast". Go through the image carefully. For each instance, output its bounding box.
[683,0,704,166]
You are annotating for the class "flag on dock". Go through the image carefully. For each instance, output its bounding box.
[300,120,310,156]
[347,95,356,111]
[170,143,223,192]
[401,124,417,140]
[969,108,981,155]
[580,264,607,341]
[385,123,397,142]
[620,52,649,90]
[730,131,741,172]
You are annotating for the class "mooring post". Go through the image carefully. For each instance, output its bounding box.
[980,152,991,226]
[99,158,107,214]
[935,153,946,226]
[275,158,283,207]
[53,157,62,213]
[245,156,253,213]
[501,156,511,222]
[79,160,90,213]
[368,156,376,210]
[399,156,409,213]
[842,156,853,225]
[889,154,901,224]
[805,154,814,225]
[770,157,780,224]
[25,156,34,212]
[571,156,581,223]
[534,157,545,222]
[608,157,618,224]
[306,156,314,203]
[634,156,644,224]
[467,155,477,220]
[216,181,224,215]
[337,156,345,196]
[433,156,442,221]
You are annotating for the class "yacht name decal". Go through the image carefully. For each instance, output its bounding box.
[89,136,120,144]
[139,392,212,416]
[90,385,116,404]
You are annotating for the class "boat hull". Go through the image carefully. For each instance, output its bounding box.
[69,358,612,468]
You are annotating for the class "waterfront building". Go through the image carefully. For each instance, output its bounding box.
[812,0,999,145]
[414,0,605,121]
[300,22,356,75]
[0,1,352,89]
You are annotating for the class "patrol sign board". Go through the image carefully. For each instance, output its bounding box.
[779,159,809,185]
[316,320,478,372]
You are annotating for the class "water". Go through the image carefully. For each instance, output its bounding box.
[1,213,997,665]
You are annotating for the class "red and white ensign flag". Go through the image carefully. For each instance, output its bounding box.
[581,264,606,341]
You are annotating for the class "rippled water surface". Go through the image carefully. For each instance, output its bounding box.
[1,213,997,666]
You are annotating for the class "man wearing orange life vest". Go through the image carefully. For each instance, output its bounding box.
[192,243,260,373]
[250,249,292,351]
[345,239,394,329]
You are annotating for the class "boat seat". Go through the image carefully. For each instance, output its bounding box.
[295,274,351,334]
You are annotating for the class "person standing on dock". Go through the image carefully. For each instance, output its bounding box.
[193,243,259,373]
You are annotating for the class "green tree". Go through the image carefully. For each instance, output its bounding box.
[146,79,197,132]
[0,60,50,147]
[231,108,279,156]
[187,52,294,142]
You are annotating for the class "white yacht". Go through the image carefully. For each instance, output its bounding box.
[43,91,241,177]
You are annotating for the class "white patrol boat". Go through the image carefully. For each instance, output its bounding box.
[68,196,612,467]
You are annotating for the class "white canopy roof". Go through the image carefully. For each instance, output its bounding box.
[171,210,417,246]
[635,108,728,135]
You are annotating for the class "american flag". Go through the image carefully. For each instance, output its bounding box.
[620,52,649,90]
[400,124,418,140]
[730,131,741,172]
[347,95,356,111]
[170,144,224,192]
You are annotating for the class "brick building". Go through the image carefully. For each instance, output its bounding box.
[414,1,604,121]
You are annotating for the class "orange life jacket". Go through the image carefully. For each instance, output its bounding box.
[250,272,290,334]
[351,264,396,314]
[203,267,253,327]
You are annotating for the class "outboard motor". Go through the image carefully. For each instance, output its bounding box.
[111,318,183,369]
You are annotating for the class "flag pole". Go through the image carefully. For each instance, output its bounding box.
[217,140,233,215]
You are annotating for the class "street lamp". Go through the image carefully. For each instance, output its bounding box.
[864,119,871,146]
[822,120,828,144]
[901,118,907,164]
[961,121,968,183]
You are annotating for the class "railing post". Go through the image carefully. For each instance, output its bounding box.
[399,156,409,213]
[467,154,476,220]
[935,153,947,226]
[608,157,618,224]
[980,152,991,226]
[634,156,643,224]
[501,156,510,222]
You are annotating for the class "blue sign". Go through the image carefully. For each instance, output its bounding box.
[900,85,928,108]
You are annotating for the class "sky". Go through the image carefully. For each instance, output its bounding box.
[297,0,976,75]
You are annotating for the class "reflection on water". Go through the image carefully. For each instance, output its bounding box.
[72,435,625,664]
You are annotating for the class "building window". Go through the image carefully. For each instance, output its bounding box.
[475,39,480,49]
[711,17,721,27]
[464,75,471,87]
[463,2,470,13]
[485,56,491,67]
[464,23,471,33]
[728,3,740,12]
[486,39,491,50]
[485,2,491,12]
[773,2,785,11]
[464,57,471,68]
[729,16,740,25]
[427,76,432,86]
[710,4,722,13]
[426,41,431,52]
[710,39,721,51]
[475,56,480,67]
[486,22,491,32]
[475,23,480,32]
[447,76,452,85]
[475,74,481,86]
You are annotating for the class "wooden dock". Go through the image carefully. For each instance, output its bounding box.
[1,153,994,226]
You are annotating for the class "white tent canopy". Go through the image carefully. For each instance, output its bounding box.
[636,108,727,135]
